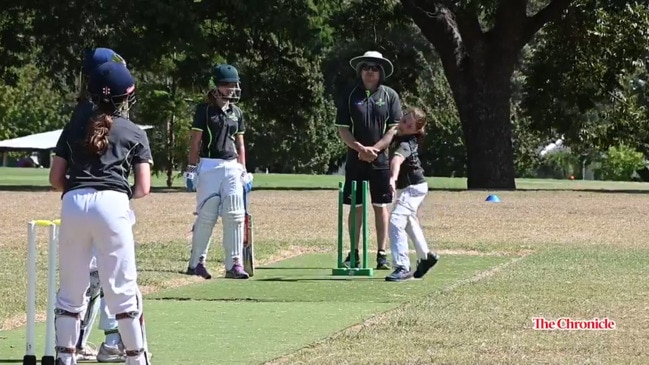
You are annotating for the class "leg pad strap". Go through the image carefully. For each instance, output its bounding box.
[55,308,80,318]
[125,348,146,356]
[115,311,140,320]
[55,346,76,354]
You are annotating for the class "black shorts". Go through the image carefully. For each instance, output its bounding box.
[343,167,392,206]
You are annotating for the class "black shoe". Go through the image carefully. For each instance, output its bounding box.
[376,251,390,270]
[343,250,360,268]
[413,252,439,279]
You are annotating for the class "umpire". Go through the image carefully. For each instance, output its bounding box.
[334,50,403,270]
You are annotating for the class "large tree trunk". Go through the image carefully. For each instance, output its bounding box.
[453,53,517,190]
[401,0,572,189]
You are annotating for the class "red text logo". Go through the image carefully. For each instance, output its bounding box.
[532,317,616,331]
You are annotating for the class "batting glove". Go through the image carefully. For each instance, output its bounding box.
[184,165,197,192]
[242,172,254,193]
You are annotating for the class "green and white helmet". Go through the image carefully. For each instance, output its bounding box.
[208,64,241,103]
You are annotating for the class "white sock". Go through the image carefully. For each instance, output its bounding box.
[105,330,121,347]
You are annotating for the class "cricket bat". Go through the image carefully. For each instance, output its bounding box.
[243,187,254,277]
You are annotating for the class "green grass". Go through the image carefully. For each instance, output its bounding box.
[2,167,649,191]
[273,247,649,365]
[0,253,504,364]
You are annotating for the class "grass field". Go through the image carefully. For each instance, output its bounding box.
[4,166,649,191]
[0,170,647,364]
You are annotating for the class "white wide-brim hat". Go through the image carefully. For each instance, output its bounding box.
[349,51,394,78]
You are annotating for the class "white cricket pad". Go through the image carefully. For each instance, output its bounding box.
[222,194,245,270]
[116,288,149,364]
[190,194,220,267]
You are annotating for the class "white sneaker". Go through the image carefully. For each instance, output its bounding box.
[76,343,98,362]
[96,342,126,363]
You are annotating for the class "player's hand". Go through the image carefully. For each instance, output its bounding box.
[359,146,379,162]
[389,178,397,196]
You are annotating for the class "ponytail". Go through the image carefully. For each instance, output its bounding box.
[86,113,113,155]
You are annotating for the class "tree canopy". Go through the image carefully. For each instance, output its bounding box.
[1,0,648,187]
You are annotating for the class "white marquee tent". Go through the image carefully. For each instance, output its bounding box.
[0,125,153,166]
[0,125,153,151]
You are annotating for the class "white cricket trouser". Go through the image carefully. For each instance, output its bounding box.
[190,158,246,270]
[56,188,141,317]
[56,188,148,363]
[85,210,135,333]
[389,182,431,269]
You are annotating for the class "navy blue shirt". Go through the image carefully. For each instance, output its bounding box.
[191,102,245,160]
[54,103,153,199]
[335,85,403,169]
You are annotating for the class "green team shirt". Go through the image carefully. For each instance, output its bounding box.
[334,84,403,170]
[191,102,245,160]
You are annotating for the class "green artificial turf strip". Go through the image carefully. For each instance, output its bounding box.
[0,301,393,365]
[148,253,512,303]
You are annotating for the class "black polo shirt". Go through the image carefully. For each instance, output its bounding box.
[335,84,402,169]
[392,135,426,189]
[191,102,245,160]
[54,104,153,199]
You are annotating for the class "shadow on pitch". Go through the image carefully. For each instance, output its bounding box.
[254,276,385,282]
[137,267,191,274]
[256,267,333,270]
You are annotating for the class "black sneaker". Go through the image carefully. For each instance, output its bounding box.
[385,266,412,281]
[343,250,360,268]
[413,252,439,279]
[376,251,390,270]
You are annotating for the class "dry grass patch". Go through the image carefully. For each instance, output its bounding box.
[2,188,648,363]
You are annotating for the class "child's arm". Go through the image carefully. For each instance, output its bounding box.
[389,141,412,194]
[390,154,405,182]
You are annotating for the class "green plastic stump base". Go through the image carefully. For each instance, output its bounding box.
[331,267,375,277]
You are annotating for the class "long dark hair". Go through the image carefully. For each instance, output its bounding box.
[85,109,113,155]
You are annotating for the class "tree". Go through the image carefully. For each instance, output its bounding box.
[0,63,69,141]
[522,0,649,157]
[400,0,572,189]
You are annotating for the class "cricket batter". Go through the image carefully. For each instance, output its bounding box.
[334,50,403,270]
[385,107,439,281]
[184,64,249,279]
[49,62,153,365]
[72,47,128,363]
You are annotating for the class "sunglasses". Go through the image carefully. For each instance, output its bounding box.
[361,64,381,72]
